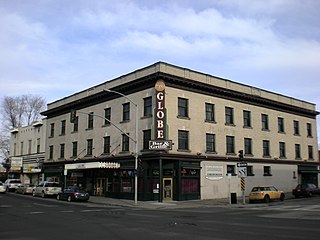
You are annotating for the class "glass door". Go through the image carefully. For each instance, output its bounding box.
[163,178,173,200]
[95,178,106,196]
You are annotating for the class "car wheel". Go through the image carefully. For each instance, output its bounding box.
[32,191,36,197]
[41,192,45,198]
[67,196,72,202]
[57,195,60,200]
[280,193,285,201]
[264,195,270,203]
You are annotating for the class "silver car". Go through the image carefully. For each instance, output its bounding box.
[4,179,22,192]
[33,182,62,198]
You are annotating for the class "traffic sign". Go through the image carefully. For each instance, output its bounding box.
[237,167,247,178]
[237,162,247,167]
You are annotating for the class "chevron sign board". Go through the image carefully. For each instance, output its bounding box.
[237,166,247,178]
[240,177,245,191]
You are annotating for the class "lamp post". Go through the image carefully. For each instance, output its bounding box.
[104,89,139,206]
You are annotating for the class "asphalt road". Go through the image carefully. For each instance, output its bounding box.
[1,192,319,240]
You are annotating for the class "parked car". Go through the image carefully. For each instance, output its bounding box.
[249,186,285,203]
[57,186,90,202]
[15,184,35,195]
[292,183,320,198]
[0,182,6,193]
[33,181,62,198]
[4,179,22,192]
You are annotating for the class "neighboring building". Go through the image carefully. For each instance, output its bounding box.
[9,120,46,184]
[41,62,320,201]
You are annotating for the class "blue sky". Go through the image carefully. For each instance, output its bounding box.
[1,0,320,143]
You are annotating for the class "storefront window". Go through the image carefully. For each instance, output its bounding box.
[181,179,199,193]
[122,178,132,193]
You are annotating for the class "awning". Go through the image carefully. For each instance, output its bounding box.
[65,162,120,170]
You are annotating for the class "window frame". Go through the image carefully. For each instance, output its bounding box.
[243,110,251,128]
[143,97,153,117]
[178,97,189,118]
[122,103,130,122]
[206,133,216,153]
[178,130,189,151]
[226,136,235,154]
[261,114,269,131]
[205,103,215,122]
[225,107,234,125]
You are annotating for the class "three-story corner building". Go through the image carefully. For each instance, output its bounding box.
[9,120,46,184]
[41,62,320,201]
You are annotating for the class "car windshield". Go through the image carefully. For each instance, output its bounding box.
[251,187,265,192]
[10,180,21,183]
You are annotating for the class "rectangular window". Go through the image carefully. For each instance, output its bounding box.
[49,145,53,159]
[279,142,286,158]
[227,165,236,176]
[28,140,32,154]
[143,129,151,150]
[143,97,152,117]
[278,117,285,133]
[247,166,254,176]
[73,116,79,132]
[244,138,252,155]
[225,107,234,125]
[61,120,66,135]
[104,108,111,125]
[72,142,78,158]
[261,114,269,130]
[243,110,251,128]
[14,143,17,156]
[295,144,301,159]
[263,140,270,157]
[293,120,300,135]
[123,103,130,121]
[122,134,129,152]
[205,103,215,122]
[308,145,314,160]
[178,98,189,118]
[206,133,216,153]
[20,141,24,155]
[264,166,272,176]
[226,136,235,154]
[307,123,312,137]
[103,136,110,154]
[60,144,65,159]
[36,138,40,154]
[88,112,94,129]
[50,123,55,137]
[178,130,189,150]
[87,139,93,155]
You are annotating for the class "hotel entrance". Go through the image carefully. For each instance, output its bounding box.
[95,178,106,196]
[163,178,173,201]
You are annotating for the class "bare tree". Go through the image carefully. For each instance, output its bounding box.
[0,95,46,129]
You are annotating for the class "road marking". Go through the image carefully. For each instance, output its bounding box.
[27,212,45,214]
[0,205,12,208]
[60,210,74,213]
[33,203,58,208]
[80,209,103,212]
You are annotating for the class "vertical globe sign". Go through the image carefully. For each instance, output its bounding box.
[149,80,172,150]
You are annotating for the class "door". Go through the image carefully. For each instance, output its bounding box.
[95,178,106,196]
[163,178,173,201]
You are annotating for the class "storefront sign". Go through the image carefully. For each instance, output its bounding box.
[11,157,23,167]
[206,165,223,180]
[149,140,172,150]
[65,162,120,170]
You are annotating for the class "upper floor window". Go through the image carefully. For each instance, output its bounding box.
[244,138,252,155]
[61,120,66,135]
[104,108,111,126]
[178,130,189,150]
[295,144,301,159]
[293,120,300,135]
[88,112,94,129]
[60,143,65,159]
[143,129,151,150]
[264,166,272,176]
[307,123,313,137]
[226,136,235,154]
[72,141,78,158]
[225,107,234,125]
[279,142,286,158]
[243,110,251,128]
[263,140,270,157]
[227,165,236,176]
[308,145,314,160]
[20,141,24,155]
[206,133,216,153]
[87,139,93,155]
[205,103,215,122]
[49,145,53,159]
[103,136,110,154]
[278,117,285,133]
[122,103,130,121]
[28,140,32,154]
[143,97,152,117]
[261,114,269,130]
[50,123,55,137]
[178,98,189,118]
[73,116,79,132]
[122,134,130,152]
[36,138,40,154]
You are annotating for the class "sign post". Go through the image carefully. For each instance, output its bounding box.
[237,162,247,204]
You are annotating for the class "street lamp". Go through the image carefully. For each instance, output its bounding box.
[104,89,139,206]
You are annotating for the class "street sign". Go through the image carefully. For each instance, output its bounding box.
[237,162,247,167]
[237,167,247,178]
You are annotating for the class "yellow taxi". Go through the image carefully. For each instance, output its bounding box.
[249,186,285,203]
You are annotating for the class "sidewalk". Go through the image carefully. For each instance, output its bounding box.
[88,196,251,209]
